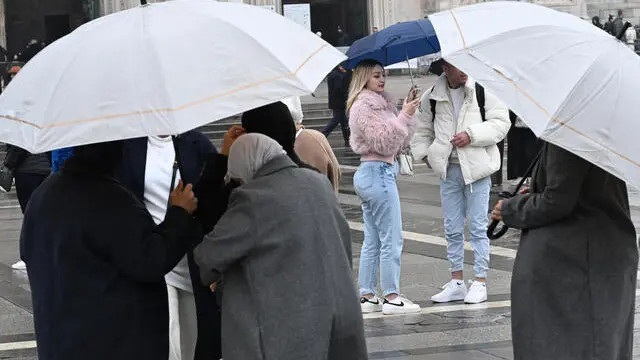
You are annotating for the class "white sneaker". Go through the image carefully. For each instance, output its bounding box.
[464,281,488,304]
[360,295,383,313]
[431,280,467,303]
[11,260,26,270]
[382,296,421,315]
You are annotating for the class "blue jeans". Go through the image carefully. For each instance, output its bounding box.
[354,161,403,297]
[440,164,491,279]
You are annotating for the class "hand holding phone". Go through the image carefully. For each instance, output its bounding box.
[407,86,420,102]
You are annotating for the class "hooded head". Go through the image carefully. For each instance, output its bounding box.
[227,133,286,184]
[63,140,124,176]
[241,102,301,163]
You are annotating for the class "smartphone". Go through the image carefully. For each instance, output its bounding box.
[407,85,419,102]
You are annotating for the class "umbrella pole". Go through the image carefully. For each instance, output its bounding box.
[406,53,415,88]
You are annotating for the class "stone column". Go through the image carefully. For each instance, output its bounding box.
[369,0,394,29]
[0,0,6,49]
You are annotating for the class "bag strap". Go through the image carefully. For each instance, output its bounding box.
[166,136,183,208]
[430,99,436,121]
[475,82,486,122]
[166,156,179,209]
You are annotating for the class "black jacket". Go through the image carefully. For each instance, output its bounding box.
[4,144,51,175]
[327,68,352,110]
[21,160,201,360]
[115,132,222,360]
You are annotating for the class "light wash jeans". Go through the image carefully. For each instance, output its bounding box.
[354,161,403,297]
[440,163,491,279]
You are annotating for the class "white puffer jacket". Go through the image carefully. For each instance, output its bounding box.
[411,75,510,185]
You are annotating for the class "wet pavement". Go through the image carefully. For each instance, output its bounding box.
[1,75,640,359]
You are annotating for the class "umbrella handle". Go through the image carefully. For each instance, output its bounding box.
[487,219,509,240]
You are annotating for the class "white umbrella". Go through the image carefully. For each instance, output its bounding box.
[0,0,345,153]
[430,1,640,189]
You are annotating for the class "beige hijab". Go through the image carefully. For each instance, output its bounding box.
[227,133,287,184]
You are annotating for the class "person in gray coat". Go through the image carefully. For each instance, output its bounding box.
[194,133,367,360]
[492,142,638,360]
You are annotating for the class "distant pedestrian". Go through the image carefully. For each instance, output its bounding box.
[336,26,350,46]
[411,61,510,304]
[613,10,626,39]
[323,64,352,146]
[492,143,638,360]
[195,133,367,360]
[626,24,637,51]
[604,14,615,35]
[348,59,421,315]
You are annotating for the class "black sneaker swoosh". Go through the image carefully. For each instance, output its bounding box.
[360,297,380,305]
[383,301,405,307]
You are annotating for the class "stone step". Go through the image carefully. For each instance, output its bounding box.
[199,116,331,133]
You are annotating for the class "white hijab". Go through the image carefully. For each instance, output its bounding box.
[227,133,287,184]
[281,97,304,124]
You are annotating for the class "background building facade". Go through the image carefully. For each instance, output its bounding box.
[100,0,640,41]
[0,0,638,57]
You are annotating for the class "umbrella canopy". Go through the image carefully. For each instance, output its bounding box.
[430,1,640,189]
[0,0,345,153]
[345,19,440,69]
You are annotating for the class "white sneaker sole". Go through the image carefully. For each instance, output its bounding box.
[464,297,487,304]
[431,295,466,303]
[382,306,421,315]
[361,306,383,314]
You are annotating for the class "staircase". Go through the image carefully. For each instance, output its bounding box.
[0,102,363,167]
[198,103,332,148]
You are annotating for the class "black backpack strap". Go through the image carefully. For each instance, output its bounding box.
[475,82,486,122]
[430,99,436,122]
[422,85,436,122]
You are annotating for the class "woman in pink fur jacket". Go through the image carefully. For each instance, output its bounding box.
[347,60,420,316]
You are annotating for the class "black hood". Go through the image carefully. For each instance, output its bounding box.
[241,102,298,162]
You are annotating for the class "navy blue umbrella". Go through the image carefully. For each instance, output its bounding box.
[345,19,441,70]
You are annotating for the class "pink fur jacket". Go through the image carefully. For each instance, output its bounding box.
[348,89,415,162]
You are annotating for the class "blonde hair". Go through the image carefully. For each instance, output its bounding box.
[346,61,384,112]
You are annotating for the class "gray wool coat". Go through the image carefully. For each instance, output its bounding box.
[194,155,367,360]
[502,143,638,360]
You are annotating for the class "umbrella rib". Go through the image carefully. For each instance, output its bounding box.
[0,43,332,130]
[448,9,467,49]
[487,52,640,169]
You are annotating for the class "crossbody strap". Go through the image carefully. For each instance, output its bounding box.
[166,156,179,209]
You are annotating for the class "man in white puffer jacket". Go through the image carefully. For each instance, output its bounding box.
[411,62,510,304]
